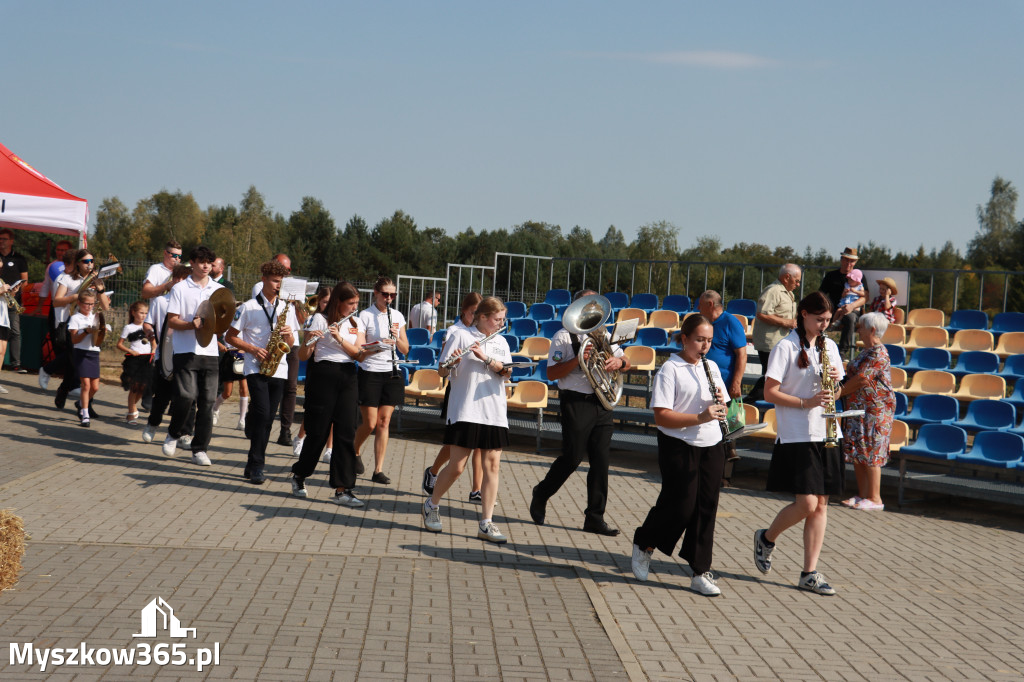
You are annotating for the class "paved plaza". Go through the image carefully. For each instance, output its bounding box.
[1,371,1022,681]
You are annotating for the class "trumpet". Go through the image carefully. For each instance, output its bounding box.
[304,312,357,347]
[439,323,506,370]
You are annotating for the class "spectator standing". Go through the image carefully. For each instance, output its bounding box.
[819,247,865,357]
[409,291,441,335]
[752,264,801,374]
[0,229,29,372]
[212,257,234,294]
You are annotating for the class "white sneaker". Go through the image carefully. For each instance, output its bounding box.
[332,490,364,508]
[236,416,246,430]
[290,475,307,498]
[162,436,178,456]
[477,521,508,544]
[798,571,836,596]
[631,544,653,581]
[212,410,219,426]
[690,572,722,597]
[179,434,193,448]
[321,448,332,463]
[423,501,442,532]
[293,436,305,457]
[38,368,50,390]
[142,425,156,443]
[0,384,8,394]
[191,451,212,466]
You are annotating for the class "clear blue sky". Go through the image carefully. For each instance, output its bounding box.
[4,1,1023,256]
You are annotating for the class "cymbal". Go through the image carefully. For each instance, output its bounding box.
[196,289,237,346]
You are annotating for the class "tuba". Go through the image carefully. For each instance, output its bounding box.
[562,294,624,411]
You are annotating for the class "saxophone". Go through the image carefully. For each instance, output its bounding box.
[2,285,23,315]
[818,336,839,448]
[259,302,291,376]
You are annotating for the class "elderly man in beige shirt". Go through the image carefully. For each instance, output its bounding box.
[752,263,801,374]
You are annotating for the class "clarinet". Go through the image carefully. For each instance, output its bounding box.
[700,353,730,440]
[385,303,399,378]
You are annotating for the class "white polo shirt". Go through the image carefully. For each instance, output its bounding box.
[651,353,725,447]
[145,294,170,361]
[144,262,173,292]
[54,273,84,325]
[167,276,224,357]
[547,328,625,394]
[439,326,512,428]
[410,301,437,331]
[231,294,300,379]
[68,311,101,352]
[766,331,846,444]
[359,305,407,372]
[308,311,365,364]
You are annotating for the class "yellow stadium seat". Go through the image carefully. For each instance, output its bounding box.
[902,370,956,398]
[903,326,949,352]
[405,369,446,400]
[507,380,549,410]
[947,329,995,355]
[881,323,907,345]
[751,408,778,441]
[889,419,909,453]
[890,366,907,391]
[623,345,657,371]
[905,308,945,329]
[994,331,1024,359]
[616,307,647,327]
[952,373,1006,402]
[519,336,552,361]
[646,309,680,331]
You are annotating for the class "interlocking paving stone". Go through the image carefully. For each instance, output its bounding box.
[1,371,1023,679]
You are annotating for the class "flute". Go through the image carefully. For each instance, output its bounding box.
[439,323,507,370]
[700,353,729,440]
[304,312,357,347]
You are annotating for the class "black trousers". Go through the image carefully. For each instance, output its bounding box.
[148,364,195,434]
[534,391,613,525]
[245,373,286,472]
[7,308,21,366]
[292,361,358,490]
[279,347,299,434]
[837,311,859,353]
[633,432,726,575]
[168,354,218,452]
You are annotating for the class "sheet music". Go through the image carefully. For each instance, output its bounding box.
[280,277,307,301]
[304,280,319,296]
[611,318,639,344]
[97,263,120,279]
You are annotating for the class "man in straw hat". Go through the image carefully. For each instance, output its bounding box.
[819,246,865,357]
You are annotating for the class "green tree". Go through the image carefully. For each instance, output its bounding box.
[91,197,147,260]
[968,176,1019,269]
[135,190,205,259]
[286,197,340,280]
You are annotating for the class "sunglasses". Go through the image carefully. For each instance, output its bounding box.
[379,292,397,299]
[166,251,182,259]
[80,259,94,264]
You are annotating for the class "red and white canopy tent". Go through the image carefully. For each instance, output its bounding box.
[0,142,88,245]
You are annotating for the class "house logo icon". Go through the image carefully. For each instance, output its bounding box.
[132,597,197,639]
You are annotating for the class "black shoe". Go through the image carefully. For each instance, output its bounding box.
[250,469,267,485]
[277,431,293,447]
[529,491,546,525]
[88,404,100,419]
[582,520,620,537]
[55,390,67,410]
[355,456,365,476]
[15,366,27,374]
[371,471,390,485]
[242,468,251,480]
[139,401,152,413]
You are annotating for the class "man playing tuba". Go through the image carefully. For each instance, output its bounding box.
[530,289,631,536]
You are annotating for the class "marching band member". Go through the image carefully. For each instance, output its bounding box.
[141,241,183,300]
[423,296,512,544]
[354,276,410,485]
[422,292,484,501]
[630,313,728,596]
[292,286,331,458]
[162,246,224,467]
[290,281,365,506]
[116,300,153,424]
[142,264,193,444]
[66,290,104,427]
[0,280,21,394]
[754,291,845,596]
[225,260,298,484]
[531,290,629,536]
[51,249,110,411]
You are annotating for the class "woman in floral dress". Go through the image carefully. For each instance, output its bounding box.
[838,312,896,510]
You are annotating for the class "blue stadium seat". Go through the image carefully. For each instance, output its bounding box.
[662,294,692,313]
[539,320,562,339]
[630,293,659,314]
[543,289,571,308]
[991,311,1024,337]
[726,298,756,318]
[505,301,528,321]
[431,330,447,352]
[527,303,556,323]
[529,359,556,387]
[500,333,520,354]
[406,328,430,348]
[1003,380,1024,417]
[885,344,907,366]
[951,399,1015,433]
[957,431,1024,469]
[632,327,672,353]
[402,346,438,370]
[998,354,1024,382]
[509,354,534,382]
[603,292,629,311]
[894,391,908,417]
[949,350,1000,379]
[297,359,307,383]
[510,319,538,339]
[898,424,968,462]
[900,347,952,373]
[945,309,988,335]
[900,394,959,430]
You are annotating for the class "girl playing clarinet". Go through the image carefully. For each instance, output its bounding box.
[630,313,729,595]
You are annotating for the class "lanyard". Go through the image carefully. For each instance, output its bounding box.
[256,293,278,326]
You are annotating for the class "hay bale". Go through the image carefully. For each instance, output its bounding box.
[0,509,27,591]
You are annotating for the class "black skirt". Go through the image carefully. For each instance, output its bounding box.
[120,354,153,392]
[766,440,845,496]
[443,421,509,450]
